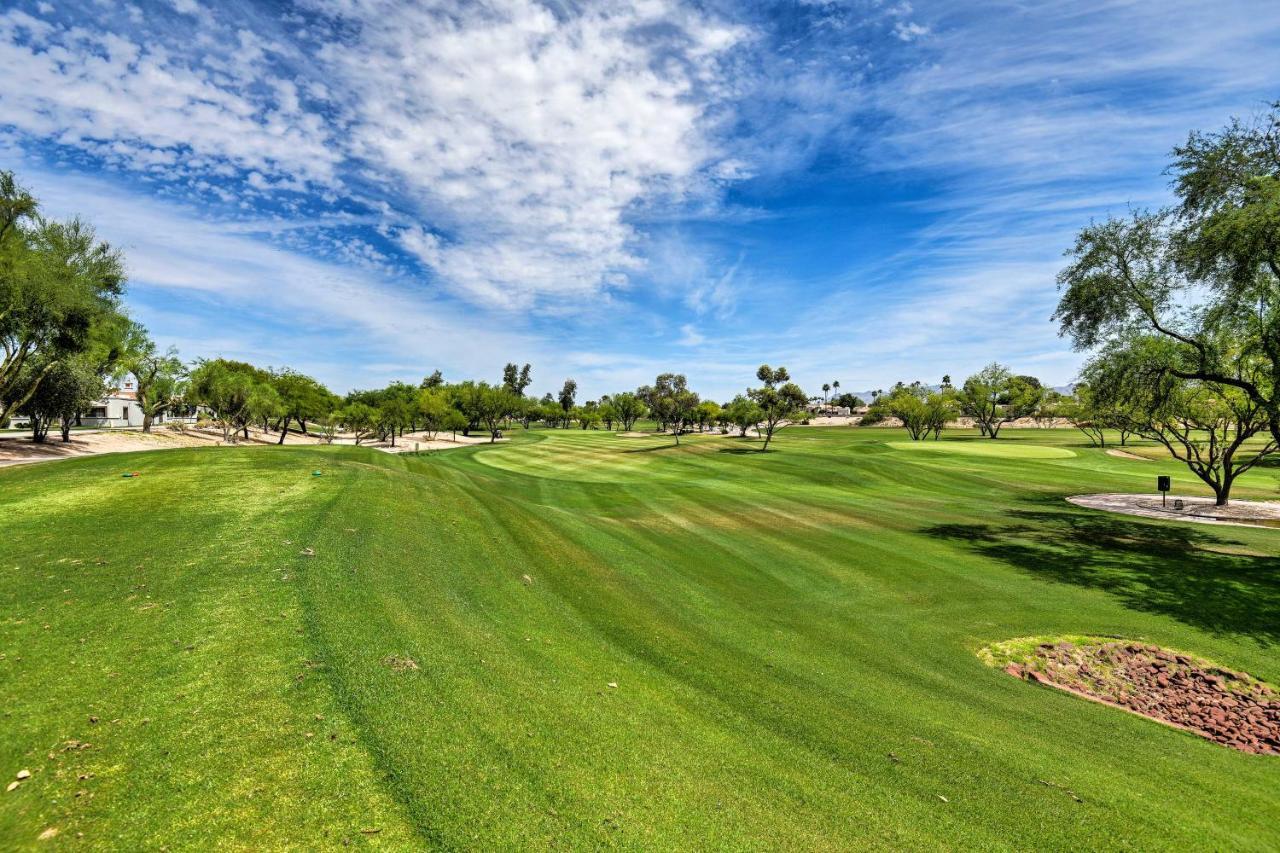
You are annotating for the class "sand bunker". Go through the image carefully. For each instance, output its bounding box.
[1068,493,1280,528]
[983,637,1279,755]
[1105,448,1151,461]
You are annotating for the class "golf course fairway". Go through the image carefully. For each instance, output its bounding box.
[2,428,1277,849]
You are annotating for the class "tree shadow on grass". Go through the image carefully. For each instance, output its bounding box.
[923,497,1280,646]
[717,447,769,455]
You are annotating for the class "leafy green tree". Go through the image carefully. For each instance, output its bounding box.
[598,400,618,431]
[502,363,532,396]
[1057,105,1280,447]
[868,382,934,441]
[188,359,276,443]
[270,368,334,443]
[340,401,378,445]
[121,324,186,433]
[1084,337,1278,505]
[648,373,700,445]
[723,395,763,437]
[442,408,468,441]
[378,395,414,446]
[314,411,340,444]
[747,365,807,451]
[610,392,647,431]
[476,383,517,441]
[417,387,449,439]
[0,172,127,425]
[694,400,721,432]
[420,369,444,389]
[17,355,104,442]
[447,381,485,436]
[558,379,577,426]
[958,364,1042,438]
[832,392,864,410]
[573,404,601,430]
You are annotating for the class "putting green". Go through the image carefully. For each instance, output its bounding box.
[886,439,1075,458]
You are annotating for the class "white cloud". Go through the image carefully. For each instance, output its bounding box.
[307,0,748,309]
[677,324,706,346]
[893,21,928,42]
[0,8,337,184]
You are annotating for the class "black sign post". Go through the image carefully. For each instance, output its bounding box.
[1157,475,1171,507]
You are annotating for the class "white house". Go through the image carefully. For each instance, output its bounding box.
[10,379,200,429]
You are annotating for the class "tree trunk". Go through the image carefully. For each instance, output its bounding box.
[243,424,250,440]
[277,415,291,444]
[60,417,72,442]
[142,412,153,433]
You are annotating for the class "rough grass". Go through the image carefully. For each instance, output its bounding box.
[1,428,1278,849]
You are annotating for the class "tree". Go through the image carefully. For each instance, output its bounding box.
[832,392,864,410]
[610,392,647,431]
[598,400,618,431]
[442,408,468,441]
[822,382,830,403]
[476,383,517,441]
[958,363,1042,438]
[0,173,128,426]
[378,395,414,446]
[1056,105,1280,449]
[1056,383,1129,447]
[648,373,700,445]
[502,362,532,396]
[314,411,340,444]
[244,381,283,437]
[270,368,335,443]
[538,399,563,428]
[15,355,104,442]
[723,395,763,437]
[694,400,721,432]
[340,402,378,445]
[868,382,936,441]
[420,369,444,389]
[448,381,485,436]
[558,379,577,425]
[747,365,807,451]
[573,404,601,430]
[120,324,186,433]
[1084,338,1278,505]
[417,387,449,440]
[187,359,263,443]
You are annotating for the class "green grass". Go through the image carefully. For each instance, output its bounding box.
[2,427,1278,849]
[885,439,1076,458]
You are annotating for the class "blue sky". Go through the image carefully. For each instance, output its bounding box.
[3,0,1279,400]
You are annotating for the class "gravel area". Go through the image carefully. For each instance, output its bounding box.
[1067,493,1280,528]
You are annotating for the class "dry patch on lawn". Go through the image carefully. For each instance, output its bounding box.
[981,636,1280,755]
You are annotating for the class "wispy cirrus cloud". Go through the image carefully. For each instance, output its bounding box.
[2,0,1279,400]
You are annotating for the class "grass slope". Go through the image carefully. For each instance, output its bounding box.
[2,428,1278,849]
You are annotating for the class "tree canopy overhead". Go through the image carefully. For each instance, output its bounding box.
[1056,103,1280,447]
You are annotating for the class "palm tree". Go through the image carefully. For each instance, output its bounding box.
[832,380,840,401]
[822,383,830,403]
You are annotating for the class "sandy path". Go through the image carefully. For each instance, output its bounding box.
[0,429,211,468]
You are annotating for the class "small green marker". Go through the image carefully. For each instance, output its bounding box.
[312,470,323,477]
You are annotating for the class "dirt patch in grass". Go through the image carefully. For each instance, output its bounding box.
[982,637,1279,755]
[383,655,420,672]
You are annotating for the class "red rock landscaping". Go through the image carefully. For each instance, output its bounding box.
[998,640,1279,755]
